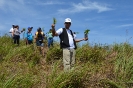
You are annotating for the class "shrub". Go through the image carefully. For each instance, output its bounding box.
[46,47,62,63]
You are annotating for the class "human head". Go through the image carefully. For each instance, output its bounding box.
[64,18,71,29]
[14,25,19,29]
[49,29,52,32]
[37,27,42,33]
[28,27,33,31]
[12,24,15,28]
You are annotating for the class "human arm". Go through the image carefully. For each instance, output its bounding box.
[9,28,13,33]
[75,38,88,42]
[51,24,58,36]
[12,29,15,37]
[20,30,24,33]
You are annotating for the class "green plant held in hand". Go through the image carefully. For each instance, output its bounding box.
[84,29,90,38]
[53,17,57,24]
[84,29,90,34]
[22,28,26,31]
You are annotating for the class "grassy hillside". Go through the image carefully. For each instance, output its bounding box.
[0,35,133,88]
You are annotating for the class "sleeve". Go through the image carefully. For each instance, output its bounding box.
[56,28,63,35]
[9,28,12,32]
[74,34,76,39]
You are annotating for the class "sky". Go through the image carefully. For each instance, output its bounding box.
[0,0,133,45]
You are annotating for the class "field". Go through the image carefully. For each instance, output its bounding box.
[0,35,133,88]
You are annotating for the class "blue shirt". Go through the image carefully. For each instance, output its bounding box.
[25,32,33,41]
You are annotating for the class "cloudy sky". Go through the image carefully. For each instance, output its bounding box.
[0,0,133,45]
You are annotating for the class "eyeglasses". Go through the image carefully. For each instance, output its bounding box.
[65,22,71,24]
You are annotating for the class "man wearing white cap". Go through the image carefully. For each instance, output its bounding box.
[51,18,88,72]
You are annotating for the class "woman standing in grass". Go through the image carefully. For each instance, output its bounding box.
[25,27,33,45]
[12,25,23,46]
[35,27,45,56]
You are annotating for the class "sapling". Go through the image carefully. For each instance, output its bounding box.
[53,17,57,24]
[84,29,90,39]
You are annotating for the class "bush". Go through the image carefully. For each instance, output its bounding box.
[46,47,62,63]
[76,44,107,63]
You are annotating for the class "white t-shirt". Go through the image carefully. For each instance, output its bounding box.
[73,34,76,39]
[13,28,20,35]
[56,28,75,49]
[9,28,14,33]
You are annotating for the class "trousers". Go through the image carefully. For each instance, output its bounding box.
[63,48,76,72]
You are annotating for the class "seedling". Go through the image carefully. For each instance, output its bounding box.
[84,29,90,39]
[53,18,57,24]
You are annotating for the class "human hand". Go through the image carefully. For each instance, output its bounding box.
[51,24,55,28]
[83,38,88,41]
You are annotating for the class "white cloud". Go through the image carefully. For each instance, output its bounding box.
[117,24,133,28]
[58,0,112,14]
[37,1,64,5]
[0,0,38,17]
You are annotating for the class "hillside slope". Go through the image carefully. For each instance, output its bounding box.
[0,36,133,88]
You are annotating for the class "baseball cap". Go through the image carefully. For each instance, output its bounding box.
[65,18,72,23]
[28,27,33,29]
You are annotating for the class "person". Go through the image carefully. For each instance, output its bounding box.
[9,24,15,34]
[47,29,53,48]
[34,27,45,56]
[51,18,88,72]
[12,25,23,46]
[25,27,33,45]
[9,24,15,41]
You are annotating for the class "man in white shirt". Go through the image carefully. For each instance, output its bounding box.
[51,18,88,72]
[9,25,15,33]
[9,25,15,42]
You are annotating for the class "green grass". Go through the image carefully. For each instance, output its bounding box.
[1,35,133,88]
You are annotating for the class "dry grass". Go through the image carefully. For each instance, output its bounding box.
[0,36,133,88]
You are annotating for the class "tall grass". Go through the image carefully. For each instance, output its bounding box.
[1,36,133,88]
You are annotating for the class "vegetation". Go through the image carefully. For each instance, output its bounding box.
[0,35,133,88]
[84,29,90,34]
[53,18,57,24]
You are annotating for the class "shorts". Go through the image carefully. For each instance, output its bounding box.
[36,41,44,47]
[28,40,33,44]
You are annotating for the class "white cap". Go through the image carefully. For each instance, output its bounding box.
[65,18,72,23]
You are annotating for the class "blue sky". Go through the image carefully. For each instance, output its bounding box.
[0,0,133,45]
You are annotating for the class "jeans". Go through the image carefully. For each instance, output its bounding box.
[48,38,53,48]
[14,35,20,45]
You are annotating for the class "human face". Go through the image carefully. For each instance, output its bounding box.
[28,28,32,32]
[65,22,71,29]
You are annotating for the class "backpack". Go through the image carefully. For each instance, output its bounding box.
[35,32,44,42]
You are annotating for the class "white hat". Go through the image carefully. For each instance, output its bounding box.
[65,18,72,23]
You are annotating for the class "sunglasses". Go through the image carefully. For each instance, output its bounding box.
[65,22,71,24]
